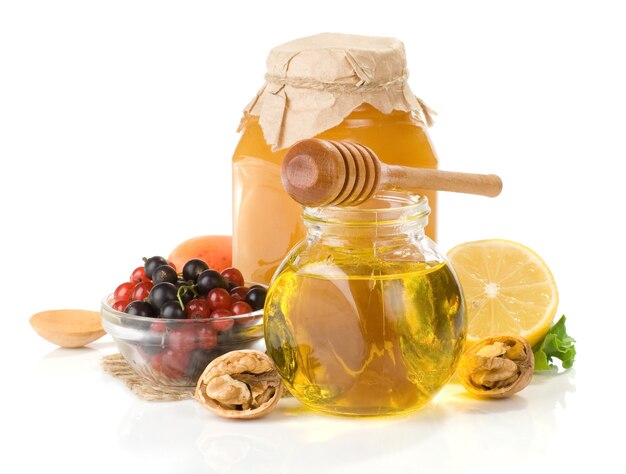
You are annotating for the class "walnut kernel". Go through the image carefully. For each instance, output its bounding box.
[194,350,283,419]
[458,335,534,398]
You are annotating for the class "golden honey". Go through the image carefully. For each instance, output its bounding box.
[264,193,464,417]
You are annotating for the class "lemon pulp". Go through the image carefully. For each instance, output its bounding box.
[447,239,558,347]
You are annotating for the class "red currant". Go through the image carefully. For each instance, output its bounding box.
[230,293,243,303]
[196,327,218,349]
[112,299,130,312]
[231,301,253,315]
[130,266,150,283]
[150,321,167,334]
[210,309,235,332]
[231,301,254,326]
[161,349,190,378]
[169,327,196,352]
[131,281,154,301]
[221,267,244,287]
[185,298,210,319]
[114,281,135,301]
[150,351,165,373]
[230,286,249,299]
[207,288,231,311]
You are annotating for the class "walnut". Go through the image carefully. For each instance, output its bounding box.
[194,350,283,419]
[458,335,534,398]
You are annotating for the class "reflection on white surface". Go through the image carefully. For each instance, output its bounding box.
[192,398,451,473]
[42,341,117,359]
[10,335,590,474]
[32,341,117,379]
[196,426,282,473]
[107,364,577,474]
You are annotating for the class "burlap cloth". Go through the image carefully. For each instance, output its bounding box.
[101,353,292,402]
[101,353,194,401]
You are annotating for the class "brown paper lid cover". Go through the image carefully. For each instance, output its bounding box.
[241,33,433,150]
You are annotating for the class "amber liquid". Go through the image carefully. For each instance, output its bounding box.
[233,105,439,284]
[264,258,465,417]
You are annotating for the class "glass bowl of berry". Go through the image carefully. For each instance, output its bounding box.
[100,256,268,388]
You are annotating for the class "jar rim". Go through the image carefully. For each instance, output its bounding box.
[303,191,430,227]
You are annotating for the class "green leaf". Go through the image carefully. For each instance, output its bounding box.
[532,315,576,372]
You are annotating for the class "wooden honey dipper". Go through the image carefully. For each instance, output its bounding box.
[281,138,503,207]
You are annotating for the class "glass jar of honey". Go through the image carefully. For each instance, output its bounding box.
[264,191,465,417]
[233,33,439,284]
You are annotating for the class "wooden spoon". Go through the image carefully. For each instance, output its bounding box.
[30,309,105,348]
[281,138,503,207]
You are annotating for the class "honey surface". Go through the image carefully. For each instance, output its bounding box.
[265,256,465,417]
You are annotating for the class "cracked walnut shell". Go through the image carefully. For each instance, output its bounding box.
[194,350,283,419]
[458,335,534,398]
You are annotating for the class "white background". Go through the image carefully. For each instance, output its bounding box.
[1,1,624,473]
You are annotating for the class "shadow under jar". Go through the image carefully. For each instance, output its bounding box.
[264,191,465,417]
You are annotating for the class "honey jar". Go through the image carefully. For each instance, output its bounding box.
[233,33,439,284]
[264,192,465,416]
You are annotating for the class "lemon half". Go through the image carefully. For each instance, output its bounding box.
[447,239,558,347]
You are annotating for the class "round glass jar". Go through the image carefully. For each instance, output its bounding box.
[264,192,465,417]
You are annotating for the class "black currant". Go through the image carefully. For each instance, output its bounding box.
[124,300,157,317]
[196,269,227,295]
[152,264,178,284]
[148,282,178,309]
[159,300,186,320]
[175,278,192,287]
[139,342,164,355]
[144,256,168,280]
[182,259,209,282]
[179,287,196,307]
[245,286,267,311]
[185,349,217,378]
[174,279,196,305]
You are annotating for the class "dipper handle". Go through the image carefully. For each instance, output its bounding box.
[384,165,502,198]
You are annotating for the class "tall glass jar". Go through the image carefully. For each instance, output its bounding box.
[233,33,439,284]
[264,192,465,417]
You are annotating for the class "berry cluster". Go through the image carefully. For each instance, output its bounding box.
[110,256,267,381]
[112,256,267,323]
